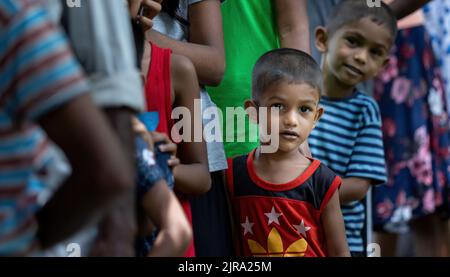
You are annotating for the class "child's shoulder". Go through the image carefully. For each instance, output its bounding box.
[356,92,382,126]
[351,91,381,112]
[310,159,341,185]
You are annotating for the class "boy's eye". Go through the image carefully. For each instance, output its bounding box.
[345,37,358,47]
[370,48,383,57]
[299,106,312,113]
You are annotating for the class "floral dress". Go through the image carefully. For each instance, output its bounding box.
[423,1,450,112]
[372,26,450,234]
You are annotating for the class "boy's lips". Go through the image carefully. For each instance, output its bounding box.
[280,130,300,140]
[343,64,363,76]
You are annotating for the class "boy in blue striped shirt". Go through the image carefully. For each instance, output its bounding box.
[308,0,398,256]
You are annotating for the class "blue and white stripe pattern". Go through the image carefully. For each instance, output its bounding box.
[309,91,387,253]
[0,0,87,255]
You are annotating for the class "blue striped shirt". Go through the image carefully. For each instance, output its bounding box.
[0,0,88,255]
[309,91,387,253]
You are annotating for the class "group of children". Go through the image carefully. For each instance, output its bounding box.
[1,0,444,257]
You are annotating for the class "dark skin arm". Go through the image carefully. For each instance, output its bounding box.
[275,0,311,53]
[143,180,192,257]
[322,190,351,257]
[36,94,134,249]
[339,177,372,204]
[388,0,432,19]
[145,0,225,86]
[171,54,211,195]
[89,108,137,257]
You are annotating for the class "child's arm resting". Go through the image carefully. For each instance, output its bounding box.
[142,180,192,257]
[388,0,431,19]
[338,177,372,204]
[145,0,225,86]
[322,190,351,257]
[172,54,211,194]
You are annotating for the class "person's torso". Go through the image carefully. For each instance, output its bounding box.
[308,91,385,253]
[228,151,341,257]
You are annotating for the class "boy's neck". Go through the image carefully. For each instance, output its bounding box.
[322,58,356,99]
[253,146,311,185]
[255,146,309,166]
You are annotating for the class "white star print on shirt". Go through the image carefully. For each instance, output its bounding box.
[241,216,254,235]
[265,206,282,226]
[293,219,311,238]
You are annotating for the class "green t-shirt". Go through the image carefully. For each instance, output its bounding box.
[207,0,280,158]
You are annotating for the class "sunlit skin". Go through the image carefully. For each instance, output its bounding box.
[245,82,324,184]
[316,17,393,99]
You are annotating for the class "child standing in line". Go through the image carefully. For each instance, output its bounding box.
[227,49,349,257]
[308,0,397,256]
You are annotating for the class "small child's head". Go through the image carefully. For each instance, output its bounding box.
[246,48,324,153]
[315,0,397,88]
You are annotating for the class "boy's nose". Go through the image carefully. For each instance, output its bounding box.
[282,111,299,127]
[354,49,368,65]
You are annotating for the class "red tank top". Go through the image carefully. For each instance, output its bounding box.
[144,43,195,257]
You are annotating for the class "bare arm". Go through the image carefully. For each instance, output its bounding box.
[143,180,192,257]
[171,54,211,195]
[275,0,311,53]
[388,0,432,19]
[36,94,134,249]
[339,177,372,204]
[145,0,225,86]
[322,190,350,257]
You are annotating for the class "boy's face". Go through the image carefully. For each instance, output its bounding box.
[247,82,323,154]
[318,17,393,87]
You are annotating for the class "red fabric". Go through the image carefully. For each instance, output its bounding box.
[145,43,174,134]
[144,43,195,257]
[227,153,341,257]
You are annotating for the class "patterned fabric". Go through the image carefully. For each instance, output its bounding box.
[373,26,450,234]
[136,137,165,199]
[135,136,172,257]
[309,91,387,253]
[423,1,450,113]
[227,150,341,257]
[0,0,87,255]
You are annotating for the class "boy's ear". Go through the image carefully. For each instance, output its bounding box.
[315,26,328,53]
[313,105,325,127]
[245,100,258,123]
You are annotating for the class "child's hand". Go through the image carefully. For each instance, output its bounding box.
[133,0,163,31]
[151,131,180,168]
[131,116,154,150]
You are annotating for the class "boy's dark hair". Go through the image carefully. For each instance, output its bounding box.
[252,48,323,99]
[326,0,397,39]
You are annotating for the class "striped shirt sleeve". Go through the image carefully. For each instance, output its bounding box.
[1,1,88,122]
[346,99,387,184]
